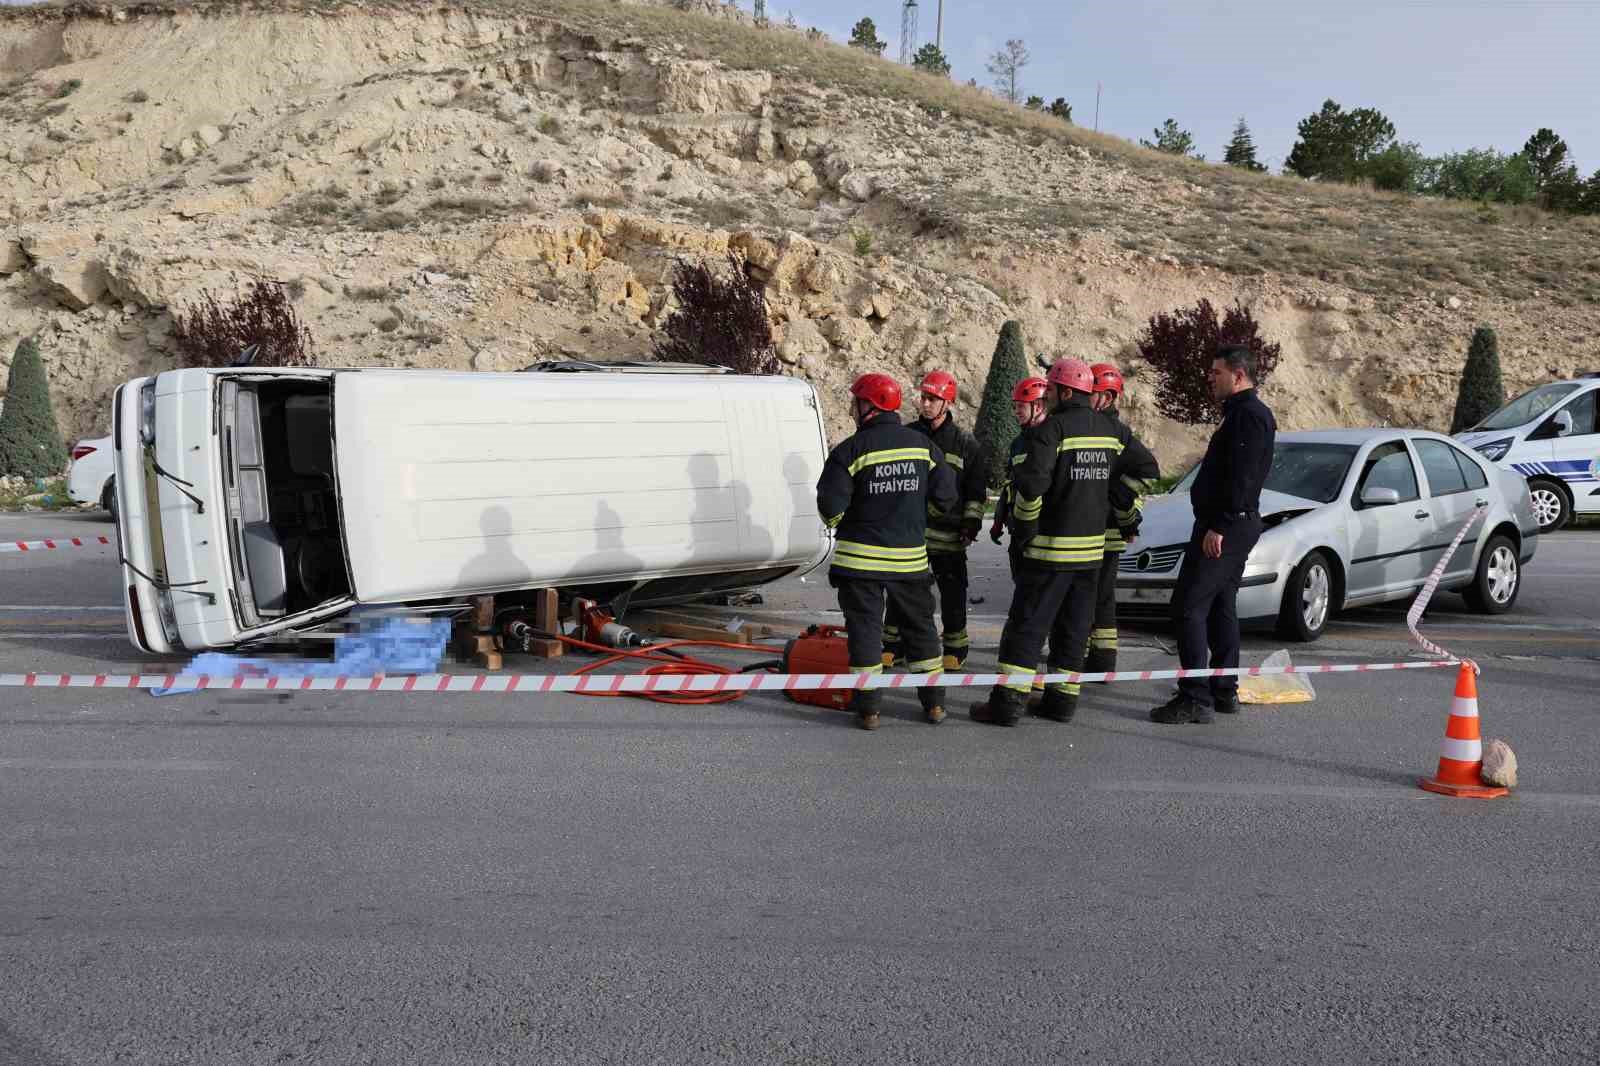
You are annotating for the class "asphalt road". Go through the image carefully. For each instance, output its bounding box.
[2,511,1598,1065]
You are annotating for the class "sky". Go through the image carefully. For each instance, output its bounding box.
[764,0,1599,174]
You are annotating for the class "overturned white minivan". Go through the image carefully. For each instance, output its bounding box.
[112,362,832,653]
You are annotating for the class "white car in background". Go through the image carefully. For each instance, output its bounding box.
[1455,372,1600,532]
[1115,429,1540,641]
[66,435,116,520]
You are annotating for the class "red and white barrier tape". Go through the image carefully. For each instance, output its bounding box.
[0,535,113,554]
[0,659,1460,694]
[1406,504,1488,672]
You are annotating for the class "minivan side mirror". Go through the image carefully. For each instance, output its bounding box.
[1554,409,1574,437]
[1360,486,1402,507]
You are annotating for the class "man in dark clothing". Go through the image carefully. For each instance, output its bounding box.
[817,372,959,731]
[972,359,1157,727]
[883,370,988,669]
[1151,345,1277,725]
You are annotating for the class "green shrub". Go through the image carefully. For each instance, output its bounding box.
[0,338,70,478]
[972,320,1029,488]
[1450,326,1505,432]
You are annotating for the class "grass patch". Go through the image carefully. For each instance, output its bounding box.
[0,477,74,512]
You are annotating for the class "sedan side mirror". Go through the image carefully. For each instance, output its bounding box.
[1360,486,1402,507]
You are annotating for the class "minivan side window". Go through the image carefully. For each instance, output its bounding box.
[1416,439,1468,496]
[1559,390,1597,437]
[1449,444,1489,491]
[1355,442,1420,505]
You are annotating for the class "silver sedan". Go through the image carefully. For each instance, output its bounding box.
[1115,429,1541,641]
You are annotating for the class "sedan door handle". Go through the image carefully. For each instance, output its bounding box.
[1413,509,1430,520]
[1475,498,1489,507]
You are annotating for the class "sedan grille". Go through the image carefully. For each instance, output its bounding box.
[1118,543,1185,575]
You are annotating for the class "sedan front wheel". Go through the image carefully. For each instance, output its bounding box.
[1276,550,1334,643]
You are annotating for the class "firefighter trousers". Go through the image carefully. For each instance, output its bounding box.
[993,565,1099,700]
[882,551,969,665]
[1085,551,1121,672]
[834,575,946,713]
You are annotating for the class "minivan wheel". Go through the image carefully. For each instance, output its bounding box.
[1276,550,1333,643]
[1527,478,1570,533]
[1464,534,1520,614]
[100,477,118,524]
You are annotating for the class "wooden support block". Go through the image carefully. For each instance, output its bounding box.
[533,588,559,632]
[643,619,777,644]
[523,637,564,659]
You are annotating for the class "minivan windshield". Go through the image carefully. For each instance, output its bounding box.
[1474,382,1580,431]
[1172,442,1358,504]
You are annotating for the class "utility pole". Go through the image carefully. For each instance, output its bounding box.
[899,0,919,65]
[935,0,943,51]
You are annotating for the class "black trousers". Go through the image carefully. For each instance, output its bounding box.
[1171,517,1262,708]
[835,575,945,711]
[883,551,969,659]
[994,565,1099,697]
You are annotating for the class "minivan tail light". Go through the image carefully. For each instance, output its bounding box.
[71,444,97,461]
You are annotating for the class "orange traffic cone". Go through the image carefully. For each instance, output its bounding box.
[1419,663,1507,799]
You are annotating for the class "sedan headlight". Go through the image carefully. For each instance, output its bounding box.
[1473,437,1513,462]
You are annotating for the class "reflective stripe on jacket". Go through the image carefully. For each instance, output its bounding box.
[816,412,959,580]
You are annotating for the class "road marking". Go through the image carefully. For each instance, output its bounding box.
[0,758,231,771]
[0,630,126,639]
[1091,780,1600,807]
[0,605,123,612]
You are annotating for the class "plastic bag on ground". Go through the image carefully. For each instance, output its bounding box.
[1237,648,1316,705]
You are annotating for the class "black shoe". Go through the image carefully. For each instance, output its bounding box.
[1213,694,1241,715]
[1150,696,1212,725]
[1029,691,1077,723]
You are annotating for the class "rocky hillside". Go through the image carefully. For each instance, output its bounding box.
[3,0,1597,464]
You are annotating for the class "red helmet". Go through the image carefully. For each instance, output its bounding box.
[1011,376,1049,404]
[850,372,902,413]
[919,370,958,404]
[1046,358,1094,394]
[1090,362,1124,398]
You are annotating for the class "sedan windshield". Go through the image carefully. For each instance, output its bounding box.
[1173,443,1358,504]
[1474,383,1579,431]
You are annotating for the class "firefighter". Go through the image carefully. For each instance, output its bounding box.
[989,375,1052,705]
[989,376,1051,551]
[816,373,959,731]
[971,358,1149,727]
[1085,363,1161,677]
[883,370,988,670]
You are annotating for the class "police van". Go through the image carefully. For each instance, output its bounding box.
[1456,372,1600,532]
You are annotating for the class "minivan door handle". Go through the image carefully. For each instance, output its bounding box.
[1413,509,1430,520]
[1475,498,1489,508]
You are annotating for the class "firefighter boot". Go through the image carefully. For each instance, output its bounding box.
[919,686,946,725]
[1029,687,1078,723]
[970,685,1024,727]
[855,689,882,731]
[1083,646,1116,681]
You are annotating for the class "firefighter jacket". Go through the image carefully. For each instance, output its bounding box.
[817,411,959,581]
[1007,393,1146,571]
[1100,408,1161,555]
[991,425,1035,534]
[909,415,988,554]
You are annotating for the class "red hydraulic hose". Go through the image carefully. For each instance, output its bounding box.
[555,633,778,705]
